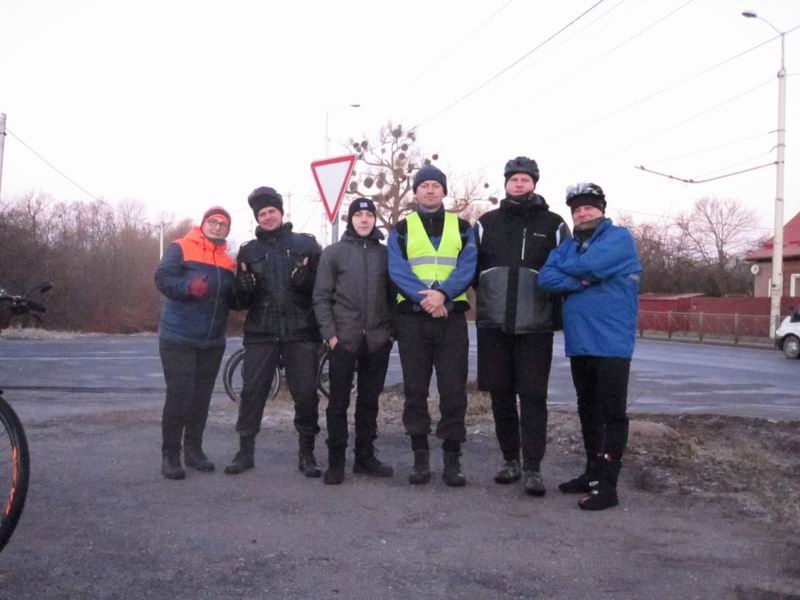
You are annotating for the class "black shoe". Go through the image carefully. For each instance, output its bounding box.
[579,480,619,511]
[523,470,546,497]
[353,449,394,478]
[224,436,255,475]
[558,471,593,494]
[324,448,346,485]
[494,459,521,484]
[298,450,322,478]
[409,449,431,485]
[442,451,466,488]
[184,447,215,472]
[161,453,185,480]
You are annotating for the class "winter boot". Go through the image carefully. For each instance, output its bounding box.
[184,447,215,472]
[353,444,394,478]
[442,451,466,487]
[523,470,546,496]
[579,454,621,511]
[408,449,431,485]
[494,459,522,484]
[298,434,322,478]
[324,446,346,485]
[558,458,598,494]
[161,452,186,480]
[224,435,255,475]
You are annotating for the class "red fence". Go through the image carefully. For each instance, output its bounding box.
[638,311,772,343]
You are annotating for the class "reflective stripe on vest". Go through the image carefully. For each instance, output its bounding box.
[397,211,467,303]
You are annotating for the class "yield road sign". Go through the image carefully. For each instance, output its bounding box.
[310,155,357,224]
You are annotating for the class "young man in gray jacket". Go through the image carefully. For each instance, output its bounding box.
[313,198,395,485]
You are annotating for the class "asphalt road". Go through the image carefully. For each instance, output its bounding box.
[0,332,798,598]
[1,330,797,422]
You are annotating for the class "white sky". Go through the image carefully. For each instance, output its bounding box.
[2,0,799,250]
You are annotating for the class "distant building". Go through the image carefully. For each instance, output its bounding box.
[745,211,800,298]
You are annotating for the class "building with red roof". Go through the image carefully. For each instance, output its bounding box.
[745,211,800,298]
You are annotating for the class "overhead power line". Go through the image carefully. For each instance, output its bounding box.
[641,131,772,166]
[5,127,101,202]
[411,0,608,130]
[635,161,775,184]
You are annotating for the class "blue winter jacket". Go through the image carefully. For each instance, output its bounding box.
[538,218,641,358]
[155,227,236,348]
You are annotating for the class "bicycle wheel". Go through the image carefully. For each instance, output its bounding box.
[317,347,357,400]
[0,395,30,552]
[222,348,280,403]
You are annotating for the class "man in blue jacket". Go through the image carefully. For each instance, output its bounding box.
[388,165,477,487]
[538,183,641,511]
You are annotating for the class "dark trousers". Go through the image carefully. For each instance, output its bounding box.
[159,338,225,455]
[236,340,321,438]
[569,356,631,459]
[325,339,392,450]
[478,330,553,471]
[395,312,468,443]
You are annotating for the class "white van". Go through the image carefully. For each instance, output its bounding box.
[776,310,800,359]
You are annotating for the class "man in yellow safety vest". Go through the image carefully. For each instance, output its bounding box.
[387,165,477,487]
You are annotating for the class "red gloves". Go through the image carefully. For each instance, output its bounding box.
[188,276,209,299]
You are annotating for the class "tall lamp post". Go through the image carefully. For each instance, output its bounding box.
[325,104,360,244]
[743,10,786,338]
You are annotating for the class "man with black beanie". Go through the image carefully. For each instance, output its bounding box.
[473,156,571,497]
[388,165,477,487]
[224,186,324,479]
[313,198,395,484]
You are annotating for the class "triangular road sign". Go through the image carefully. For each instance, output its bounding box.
[310,155,357,224]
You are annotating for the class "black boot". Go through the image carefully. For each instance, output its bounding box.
[408,449,431,485]
[324,446,346,485]
[184,447,215,472]
[558,459,597,494]
[523,470,546,496]
[353,444,394,478]
[494,459,522,484]
[579,454,621,511]
[161,452,185,480]
[224,435,255,475]
[298,435,322,478]
[442,451,466,487]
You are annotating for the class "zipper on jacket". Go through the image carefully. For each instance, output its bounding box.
[521,227,527,260]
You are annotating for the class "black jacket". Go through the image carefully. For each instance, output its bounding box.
[234,223,322,343]
[312,227,393,353]
[474,194,570,334]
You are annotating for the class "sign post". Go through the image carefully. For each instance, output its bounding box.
[310,154,356,244]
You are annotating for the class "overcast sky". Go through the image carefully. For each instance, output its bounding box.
[2,0,799,249]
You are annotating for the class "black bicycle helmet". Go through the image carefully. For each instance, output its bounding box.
[565,182,606,211]
[503,156,539,183]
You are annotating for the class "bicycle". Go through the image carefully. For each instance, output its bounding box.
[222,344,353,403]
[0,281,51,552]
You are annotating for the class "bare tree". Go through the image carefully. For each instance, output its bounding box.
[345,122,489,231]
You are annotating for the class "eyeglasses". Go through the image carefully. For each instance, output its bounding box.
[205,218,230,229]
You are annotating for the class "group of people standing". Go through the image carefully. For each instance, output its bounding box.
[154,155,642,512]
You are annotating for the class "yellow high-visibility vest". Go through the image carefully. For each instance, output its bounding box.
[398,211,467,303]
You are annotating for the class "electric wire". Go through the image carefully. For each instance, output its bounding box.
[641,131,772,166]
[411,0,608,130]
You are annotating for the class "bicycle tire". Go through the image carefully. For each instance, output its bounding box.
[222,348,280,403]
[0,395,30,553]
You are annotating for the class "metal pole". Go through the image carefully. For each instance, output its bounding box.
[326,111,340,245]
[0,113,6,199]
[770,31,786,338]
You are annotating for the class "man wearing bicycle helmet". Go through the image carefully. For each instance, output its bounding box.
[225,187,324,478]
[539,182,641,510]
[313,198,394,485]
[473,156,571,497]
[155,206,236,480]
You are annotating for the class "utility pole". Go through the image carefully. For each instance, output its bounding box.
[0,113,6,199]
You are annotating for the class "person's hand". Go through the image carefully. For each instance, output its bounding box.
[188,276,209,298]
[430,305,448,318]
[328,336,338,350]
[419,289,446,314]
[236,263,257,295]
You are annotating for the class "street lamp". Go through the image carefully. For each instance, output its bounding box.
[743,10,786,339]
[325,104,361,244]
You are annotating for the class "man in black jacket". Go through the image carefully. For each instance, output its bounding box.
[474,157,571,496]
[313,198,394,485]
[224,187,324,478]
